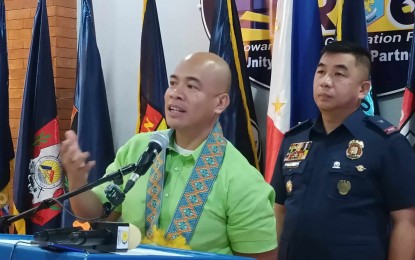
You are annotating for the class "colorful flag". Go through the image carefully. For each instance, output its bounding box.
[399,23,415,151]
[71,0,115,183]
[265,0,322,182]
[0,0,14,217]
[13,0,63,234]
[335,0,378,116]
[209,0,260,170]
[136,0,169,133]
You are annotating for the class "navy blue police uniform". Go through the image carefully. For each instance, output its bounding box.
[271,109,415,260]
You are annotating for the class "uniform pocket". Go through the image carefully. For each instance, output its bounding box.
[326,165,368,202]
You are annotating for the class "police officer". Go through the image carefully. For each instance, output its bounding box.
[271,41,415,260]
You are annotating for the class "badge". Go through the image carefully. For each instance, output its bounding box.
[337,180,351,195]
[286,180,293,194]
[0,192,8,205]
[332,161,341,169]
[284,141,312,162]
[355,165,366,172]
[346,140,364,160]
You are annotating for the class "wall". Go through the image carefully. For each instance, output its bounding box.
[86,0,404,151]
[87,0,213,148]
[7,0,77,148]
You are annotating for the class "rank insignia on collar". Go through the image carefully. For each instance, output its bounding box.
[284,141,312,162]
[346,140,364,160]
[286,180,293,194]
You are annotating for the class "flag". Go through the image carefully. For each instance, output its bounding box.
[61,0,116,227]
[136,0,169,133]
[265,0,322,182]
[335,0,378,116]
[0,0,14,217]
[399,23,415,151]
[13,0,63,234]
[71,0,115,183]
[209,0,260,170]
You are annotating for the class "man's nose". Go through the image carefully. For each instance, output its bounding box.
[169,85,184,99]
[321,75,332,87]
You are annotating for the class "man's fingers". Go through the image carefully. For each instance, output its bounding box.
[64,130,78,142]
[61,135,81,158]
[85,160,96,171]
[61,141,83,164]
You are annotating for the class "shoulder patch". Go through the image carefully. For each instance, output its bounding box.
[365,116,399,135]
[285,119,313,136]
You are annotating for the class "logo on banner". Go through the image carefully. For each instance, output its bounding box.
[320,0,415,97]
[366,0,384,25]
[200,0,276,89]
[28,145,63,204]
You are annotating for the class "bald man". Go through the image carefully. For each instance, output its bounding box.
[61,52,277,258]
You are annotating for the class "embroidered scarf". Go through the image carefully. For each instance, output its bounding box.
[144,121,226,244]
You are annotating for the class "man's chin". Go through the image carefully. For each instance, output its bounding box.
[165,119,181,130]
[316,102,333,111]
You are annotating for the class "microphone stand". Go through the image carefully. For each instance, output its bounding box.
[0,163,138,233]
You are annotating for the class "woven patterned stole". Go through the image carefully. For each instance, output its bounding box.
[144,122,226,244]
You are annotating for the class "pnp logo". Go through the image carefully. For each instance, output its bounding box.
[366,0,383,25]
[319,0,384,33]
[200,0,275,89]
[320,0,414,32]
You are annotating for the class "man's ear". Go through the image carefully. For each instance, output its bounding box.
[215,93,230,114]
[359,80,371,100]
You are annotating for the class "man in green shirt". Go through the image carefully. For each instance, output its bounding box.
[61,52,277,259]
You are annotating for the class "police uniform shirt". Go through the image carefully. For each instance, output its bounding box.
[271,109,415,260]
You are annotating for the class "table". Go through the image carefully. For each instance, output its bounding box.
[0,234,251,259]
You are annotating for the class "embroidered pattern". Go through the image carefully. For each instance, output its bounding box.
[144,122,226,244]
[145,151,165,237]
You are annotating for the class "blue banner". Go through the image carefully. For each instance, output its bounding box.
[209,0,261,170]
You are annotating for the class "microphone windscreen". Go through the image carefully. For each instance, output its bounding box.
[150,132,169,151]
[128,224,141,250]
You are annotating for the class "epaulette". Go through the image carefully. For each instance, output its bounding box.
[364,115,399,135]
[285,119,313,136]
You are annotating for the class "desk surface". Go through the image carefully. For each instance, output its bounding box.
[0,234,251,260]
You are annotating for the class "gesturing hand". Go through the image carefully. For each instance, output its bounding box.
[60,130,96,190]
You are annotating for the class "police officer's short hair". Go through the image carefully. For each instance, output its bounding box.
[320,41,371,78]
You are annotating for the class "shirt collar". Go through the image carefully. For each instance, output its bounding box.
[311,108,365,138]
[167,132,206,161]
[342,108,366,138]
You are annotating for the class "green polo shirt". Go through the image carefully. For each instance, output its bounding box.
[93,130,277,255]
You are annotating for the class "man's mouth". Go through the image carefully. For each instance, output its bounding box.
[168,105,185,112]
[319,93,332,98]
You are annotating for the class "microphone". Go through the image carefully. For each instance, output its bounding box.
[34,227,83,242]
[67,222,141,251]
[124,133,168,193]
[68,229,111,246]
